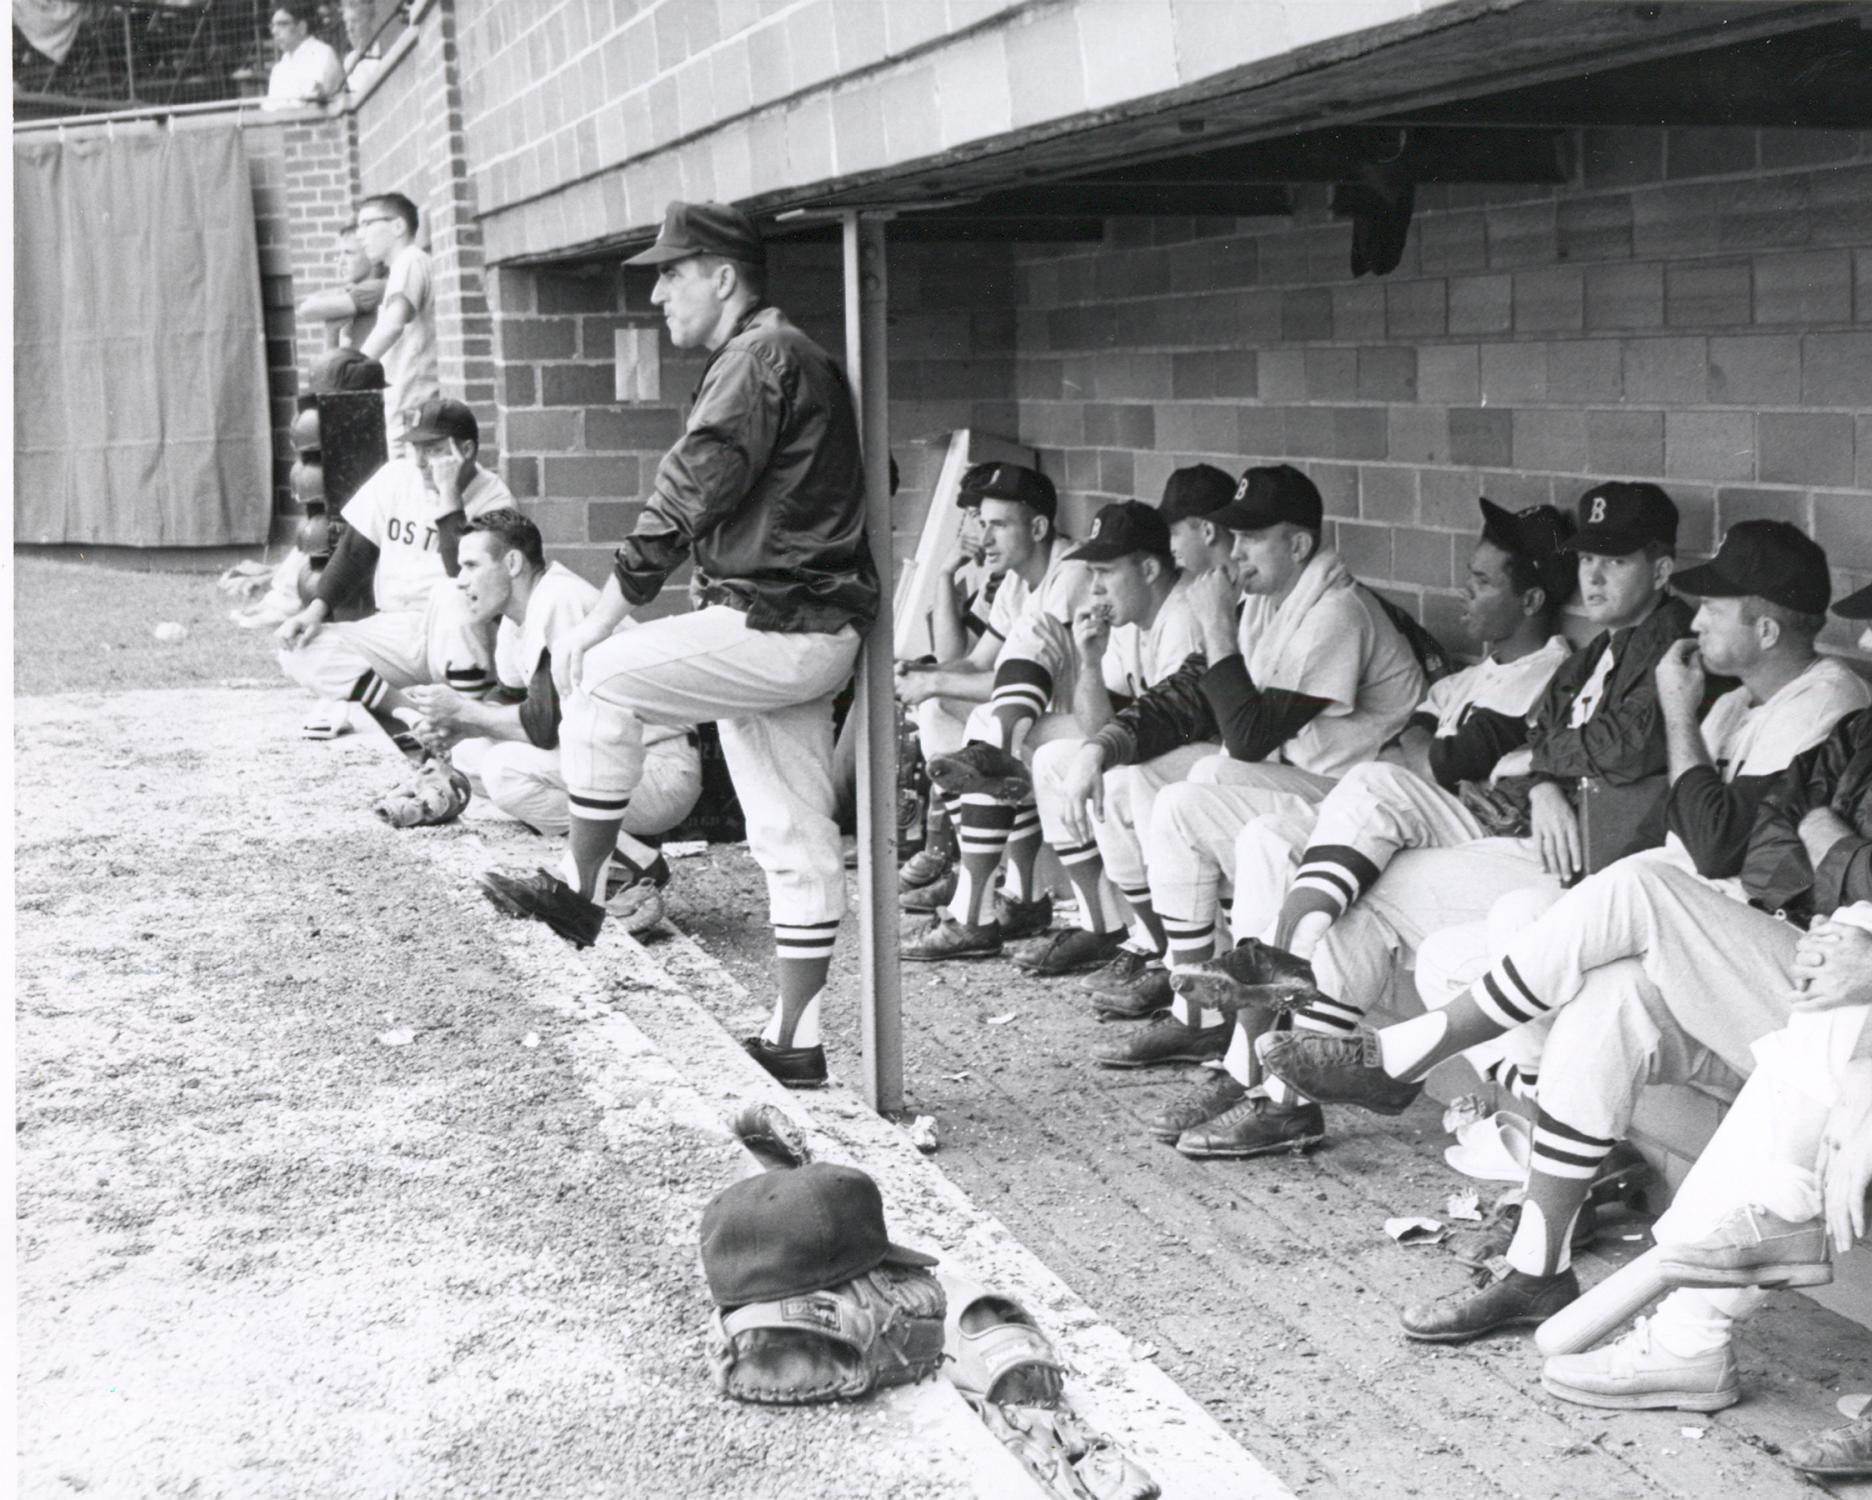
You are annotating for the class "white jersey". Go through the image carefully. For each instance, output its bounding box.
[1422,637,1571,739]
[495,563,595,689]
[340,460,515,614]
[1102,575,1206,699]
[987,540,1084,640]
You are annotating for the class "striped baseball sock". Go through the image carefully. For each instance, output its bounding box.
[1002,802,1042,902]
[988,659,1050,754]
[346,668,393,713]
[1506,1112,1616,1277]
[563,801,627,901]
[1118,882,1167,956]
[444,661,495,699]
[1275,843,1383,949]
[1162,913,1216,970]
[950,794,1015,927]
[1056,839,1120,933]
[1375,953,1544,1081]
[766,919,840,1048]
[1482,1059,1540,1101]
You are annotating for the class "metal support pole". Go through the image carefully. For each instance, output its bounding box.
[842,211,903,1115]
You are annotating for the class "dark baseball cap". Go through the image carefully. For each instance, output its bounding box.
[1068,501,1173,564]
[1671,519,1832,615]
[624,200,765,267]
[1835,580,1872,620]
[404,396,478,446]
[1564,481,1678,557]
[699,1162,937,1308]
[1158,463,1237,526]
[1211,464,1324,533]
[308,346,385,394]
[959,462,1057,519]
[1479,498,1577,604]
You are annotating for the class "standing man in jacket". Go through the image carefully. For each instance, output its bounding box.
[480,202,877,1093]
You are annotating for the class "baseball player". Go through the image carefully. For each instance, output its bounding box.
[1151,499,1576,1155]
[902,469,1225,963]
[1310,532,1868,1339]
[1213,483,1691,1112]
[895,463,1074,934]
[275,396,508,745]
[477,201,876,1094]
[1059,464,1424,1072]
[403,510,702,929]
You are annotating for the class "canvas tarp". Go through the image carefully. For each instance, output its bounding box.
[15,124,272,546]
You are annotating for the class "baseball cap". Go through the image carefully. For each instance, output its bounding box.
[404,397,479,446]
[959,462,1057,519]
[1210,464,1324,533]
[699,1162,938,1308]
[308,346,385,394]
[1158,463,1237,526]
[624,200,765,267]
[1835,581,1872,619]
[1563,481,1678,557]
[1067,501,1173,564]
[1671,519,1832,615]
[1479,498,1577,604]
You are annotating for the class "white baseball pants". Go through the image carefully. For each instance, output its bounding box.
[278,587,494,704]
[1085,742,1225,891]
[450,734,702,839]
[560,606,859,926]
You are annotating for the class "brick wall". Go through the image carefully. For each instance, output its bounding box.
[489,237,1019,595]
[1010,126,1872,654]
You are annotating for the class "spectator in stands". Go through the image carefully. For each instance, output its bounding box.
[263,3,345,110]
[297,223,386,351]
[355,191,439,456]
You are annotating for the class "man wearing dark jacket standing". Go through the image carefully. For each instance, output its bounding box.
[481,202,878,1091]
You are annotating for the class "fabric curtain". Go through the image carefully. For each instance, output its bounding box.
[15,124,272,546]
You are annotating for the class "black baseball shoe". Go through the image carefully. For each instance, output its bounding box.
[1086,953,1172,1021]
[1168,938,1322,1016]
[742,1035,828,1089]
[928,743,1032,801]
[1146,1073,1249,1144]
[1015,927,1126,976]
[901,866,959,911]
[479,867,605,948]
[1093,1012,1230,1070]
[1175,1095,1326,1159]
[901,913,1003,961]
[995,892,1054,941]
[1258,1026,1423,1115]
[899,846,954,889]
[1400,1267,1579,1343]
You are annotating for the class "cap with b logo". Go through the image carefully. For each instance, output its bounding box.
[1158,463,1237,526]
[1067,500,1173,563]
[1210,464,1324,533]
[1672,519,1832,615]
[404,396,478,446]
[1564,481,1678,557]
[958,462,1058,519]
[699,1162,938,1309]
[624,200,765,267]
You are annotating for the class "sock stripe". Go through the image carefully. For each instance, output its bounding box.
[991,658,1054,694]
[1499,954,1543,1013]
[1533,1115,1616,1152]
[1296,995,1364,1034]
[1479,971,1541,1027]
[1291,865,1357,911]
[568,792,632,815]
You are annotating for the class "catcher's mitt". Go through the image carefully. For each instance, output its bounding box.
[374,761,472,828]
[709,1264,946,1405]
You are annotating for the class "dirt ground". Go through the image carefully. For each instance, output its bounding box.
[14,556,1872,1500]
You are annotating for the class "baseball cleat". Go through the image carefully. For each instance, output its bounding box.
[1168,939,1321,1016]
[1092,1012,1229,1070]
[900,913,1003,962]
[1786,1413,1872,1477]
[478,867,605,948]
[1654,1204,1832,1289]
[741,1035,828,1089]
[994,893,1053,942]
[1086,952,1172,1021]
[1175,1095,1325,1159]
[1146,1073,1249,1144]
[901,867,959,912]
[1541,1316,1740,1411]
[927,743,1032,801]
[1402,1267,1579,1344]
[1258,1027,1423,1115]
[1014,927,1125,977]
[898,846,955,889]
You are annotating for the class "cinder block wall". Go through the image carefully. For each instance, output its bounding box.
[1012,126,1872,654]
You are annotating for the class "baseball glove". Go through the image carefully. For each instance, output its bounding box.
[728,1102,812,1167]
[939,1272,1066,1407]
[709,1263,946,1405]
[1457,775,1535,839]
[374,760,472,828]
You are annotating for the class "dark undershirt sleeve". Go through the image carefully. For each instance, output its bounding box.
[1428,707,1530,792]
[1667,765,1776,879]
[313,528,378,609]
[1199,655,1329,764]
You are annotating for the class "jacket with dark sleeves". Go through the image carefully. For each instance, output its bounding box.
[1528,595,1695,786]
[611,305,879,634]
[1730,708,1872,924]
